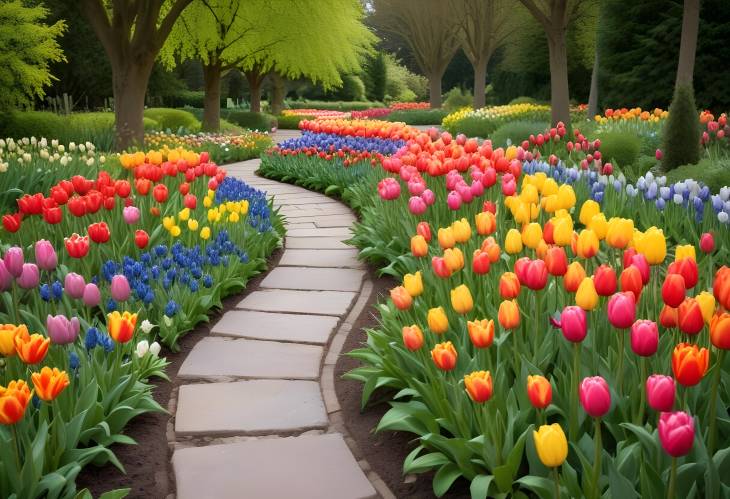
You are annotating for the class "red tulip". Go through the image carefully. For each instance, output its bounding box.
[677,298,704,335]
[607,292,636,329]
[432,257,452,278]
[71,175,93,195]
[50,186,69,205]
[42,206,62,224]
[88,222,110,244]
[620,265,643,300]
[64,233,89,258]
[662,273,686,307]
[416,221,431,241]
[115,180,131,198]
[17,193,44,215]
[67,197,87,217]
[2,213,21,233]
[135,179,152,196]
[630,320,658,356]
[714,266,730,310]
[184,194,197,209]
[153,184,168,203]
[593,265,617,296]
[668,258,698,289]
[84,191,103,214]
[660,305,678,328]
[700,232,715,254]
[472,249,490,275]
[544,247,568,276]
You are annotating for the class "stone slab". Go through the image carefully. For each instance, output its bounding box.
[285,236,351,249]
[212,310,337,344]
[237,289,356,315]
[261,267,364,291]
[287,227,352,237]
[315,217,358,228]
[173,433,376,499]
[279,249,362,268]
[178,337,322,380]
[276,198,340,206]
[175,380,327,436]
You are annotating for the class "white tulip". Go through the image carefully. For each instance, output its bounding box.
[140,319,155,334]
[149,342,161,357]
[69,142,76,151]
[135,340,149,358]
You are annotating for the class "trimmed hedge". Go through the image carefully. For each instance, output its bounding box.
[223,110,277,131]
[286,100,384,111]
[386,109,448,125]
[143,108,200,132]
[490,121,550,147]
[664,158,730,193]
[276,114,312,129]
[595,131,642,168]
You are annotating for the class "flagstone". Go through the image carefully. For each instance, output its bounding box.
[279,249,362,268]
[261,266,364,291]
[237,289,356,315]
[211,310,337,343]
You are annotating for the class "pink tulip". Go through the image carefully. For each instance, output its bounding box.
[3,246,24,277]
[408,180,425,196]
[34,240,57,271]
[630,254,650,284]
[408,196,427,215]
[655,149,663,160]
[700,232,714,254]
[46,314,80,344]
[0,261,12,292]
[110,274,131,302]
[608,292,636,329]
[560,305,587,342]
[123,206,141,224]
[447,191,462,210]
[17,263,39,289]
[481,168,496,187]
[457,184,473,203]
[658,411,695,457]
[446,171,460,190]
[646,374,675,412]
[64,272,86,299]
[422,189,435,205]
[630,320,658,356]
[399,165,413,182]
[82,283,101,307]
[377,177,401,200]
[579,376,611,418]
[502,174,516,196]
[470,180,484,197]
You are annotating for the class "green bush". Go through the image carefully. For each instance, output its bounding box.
[164,90,206,108]
[276,114,312,129]
[219,119,244,133]
[386,109,448,125]
[286,100,384,111]
[621,154,658,183]
[509,96,541,105]
[0,111,64,139]
[596,131,642,168]
[224,110,277,131]
[490,121,549,146]
[143,108,200,132]
[444,115,498,138]
[443,88,473,111]
[664,158,730,193]
[662,85,700,170]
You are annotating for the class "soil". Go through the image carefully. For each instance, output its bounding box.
[334,272,470,499]
[75,248,284,499]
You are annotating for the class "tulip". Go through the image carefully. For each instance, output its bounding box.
[605,217,633,249]
[593,265,617,296]
[527,375,552,409]
[408,196,426,215]
[411,234,429,257]
[629,253,650,284]
[427,307,449,334]
[658,411,695,457]
[575,277,599,311]
[580,376,611,418]
[403,271,423,298]
[695,291,715,324]
[700,232,715,254]
[662,273,685,308]
[34,240,57,271]
[402,325,424,351]
[437,227,455,249]
[467,319,494,348]
[3,247,23,278]
[668,258,698,289]
[563,261,586,292]
[88,222,111,244]
[714,266,730,310]
[498,299,520,329]
[630,320,658,356]
[481,237,501,263]
[450,284,473,314]
[153,183,169,203]
[17,264,39,289]
[64,233,90,258]
[514,257,530,284]
[443,248,464,272]
[135,229,150,249]
[416,221,431,241]
[504,228,523,254]
[660,305,679,328]
[560,306,587,342]
[0,380,31,424]
[634,226,666,264]
[31,367,70,401]
[620,265,644,301]
[110,274,131,302]
[464,370,493,402]
[524,259,548,291]
[576,229,599,258]
[0,262,12,292]
[607,292,635,329]
[545,247,568,276]
[46,314,80,344]
[13,327,50,364]
[2,213,21,233]
[646,374,675,412]
[677,298,704,335]
[475,211,496,235]
[149,341,161,356]
[522,223,542,249]
[447,190,462,210]
[431,341,457,371]
[106,311,138,343]
[431,257,451,278]
[675,244,696,262]
[136,340,150,358]
[79,283,100,307]
[499,272,520,299]
[710,312,730,349]
[390,286,412,310]
[552,217,573,246]
[123,206,141,224]
[65,272,86,299]
[579,200,601,226]
[451,218,471,243]
[589,213,608,240]
[672,342,709,387]
[533,424,568,468]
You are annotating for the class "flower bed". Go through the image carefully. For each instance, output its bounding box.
[281,109,350,119]
[144,130,272,164]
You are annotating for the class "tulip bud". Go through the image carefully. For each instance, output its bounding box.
[17,263,40,289]
[710,312,730,349]
[527,375,552,409]
[427,307,449,334]
[390,286,412,310]
[668,258,698,289]
[472,249,491,274]
[451,218,471,243]
[579,200,601,226]
[431,341,458,371]
[82,283,101,307]
[34,240,57,271]
[402,325,424,351]
[695,291,715,324]
[110,274,131,302]
[646,374,675,412]
[416,221,432,241]
[579,376,611,418]
[630,320,658,356]
[46,314,80,344]
[411,235,428,257]
[499,272,520,299]
[593,265,617,296]
[403,271,423,298]
[575,277,599,311]
[677,298,704,335]
[620,265,644,301]
[576,229,599,258]
[521,223,542,250]
[498,299,520,330]
[438,227,456,249]
[475,211,496,236]
[560,305,587,342]
[524,259,548,291]
[700,232,715,254]
[544,247,567,276]
[450,285,473,314]
[443,247,464,272]
[3,246,24,277]
[658,411,695,457]
[714,266,730,310]
[533,424,568,468]
[563,261,586,293]
[467,319,494,348]
[464,370,493,403]
[660,304,678,328]
[504,228,523,254]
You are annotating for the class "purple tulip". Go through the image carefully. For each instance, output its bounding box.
[17,263,40,289]
[0,261,12,292]
[82,283,101,307]
[3,246,24,277]
[110,274,131,302]
[46,314,80,344]
[123,206,141,225]
[64,272,86,299]
[34,240,57,271]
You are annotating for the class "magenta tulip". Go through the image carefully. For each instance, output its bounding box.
[408,180,425,196]
[608,292,636,329]
[0,261,12,292]
[408,196,427,215]
[447,191,462,210]
[658,411,695,457]
[377,177,401,200]
[630,254,650,284]
[470,180,484,197]
[422,189,435,205]
[560,306,588,342]
[64,272,86,299]
[3,246,24,277]
[579,376,611,418]
[646,375,675,412]
[17,263,39,289]
[123,206,141,224]
[46,314,80,344]
[82,283,101,307]
[110,274,131,302]
[34,240,57,271]
[630,320,659,356]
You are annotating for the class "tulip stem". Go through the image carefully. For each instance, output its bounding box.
[667,457,677,499]
[593,418,602,499]
[11,424,21,471]
[533,290,541,365]
[553,467,561,499]
[617,331,625,396]
[12,285,19,324]
[635,357,647,425]
[570,342,580,441]
[708,349,726,456]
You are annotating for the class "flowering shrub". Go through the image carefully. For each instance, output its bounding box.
[442,103,552,136]
[281,109,350,119]
[390,101,430,110]
[144,130,272,163]
[351,108,392,119]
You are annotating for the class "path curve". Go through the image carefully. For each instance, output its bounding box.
[169,132,395,499]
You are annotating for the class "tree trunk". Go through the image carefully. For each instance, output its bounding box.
[429,72,442,108]
[675,0,700,88]
[546,31,571,126]
[270,73,286,115]
[587,48,599,118]
[111,58,154,151]
[472,56,488,109]
[202,62,222,132]
[249,82,262,112]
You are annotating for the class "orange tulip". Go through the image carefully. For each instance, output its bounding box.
[620,265,644,301]
[714,266,730,310]
[31,367,70,402]
[499,272,521,299]
[544,246,568,276]
[659,305,679,328]
[431,341,458,371]
[106,311,138,343]
[563,261,586,293]
[402,325,424,351]
[710,312,730,350]
[0,324,21,356]
[411,235,428,257]
[527,375,552,409]
[475,211,496,236]
[443,247,464,272]
[0,380,31,425]
[13,328,50,364]
[390,286,412,310]
[467,319,494,348]
[498,299,520,330]
[672,342,709,387]
[576,229,599,258]
[438,227,456,249]
[464,371,493,403]
[480,237,501,263]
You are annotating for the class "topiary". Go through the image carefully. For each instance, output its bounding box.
[490,121,550,147]
[386,109,448,125]
[596,131,642,168]
[224,111,277,131]
[661,85,700,170]
[143,108,200,131]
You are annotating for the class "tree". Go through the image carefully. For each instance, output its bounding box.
[0,1,66,112]
[675,0,700,88]
[80,0,193,149]
[371,0,461,108]
[662,85,700,170]
[363,51,387,102]
[451,0,513,109]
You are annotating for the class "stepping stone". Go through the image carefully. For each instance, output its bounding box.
[175,380,327,436]
[286,214,356,225]
[287,227,352,238]
[173,433,376,499]
[178,337,322,380]
[287,222,317,230]
[277,198,340,206]
[212,310,338,344]
[261,267,364,291]
[279,249,362,268]
[315,217,357,228]
[286,237,350,249]
[237,289,356,315]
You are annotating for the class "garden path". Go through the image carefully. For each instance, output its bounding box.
[170,131,393,499]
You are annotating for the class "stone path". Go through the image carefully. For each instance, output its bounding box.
[170,132,394,499]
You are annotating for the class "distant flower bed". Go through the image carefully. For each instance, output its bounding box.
[281,109,350,119]
[390,102,430,110]
[144,130,272,163]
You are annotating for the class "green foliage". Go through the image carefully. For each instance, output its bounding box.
[621,154,658,183]
[330,74,367,101]
[363,52,388,102]
[383,52,428,101]
[163,90,206,109]
[490,121,550,147]
[509,96,541,105]
[386,109,448,125]
[661,85,700,171]
[143,108,200,132]
[443,87,473,111]
[0,1,66,111]
[224,111,277,131]
[276,114,313,130]
[219,119,244,134]
[286,100,384,111]
[596,131,642,168]
[664,158,730,194]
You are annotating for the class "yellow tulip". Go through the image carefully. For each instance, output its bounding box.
[575,277,599,311]
[403,271,424,297]
[451,218,472,243]
[533,424,568,467]
[240,200,249,215]
[188,219,199,231]
[207,208,219,223]
[228,212,240,223]
[634,226,666,265]
[606,217,634,249]
[427,307,449,334]
[589,213,608,240]
[576,229,599,258]
[552,217,573,247]
[513,201,532,224]
[557,184,576,209]
[505,229,523,254]
[170,225,181,237]
[696,291,716,324]
[542,178,559,196]
[520,184,539,205]
[178,208,190,222]
[438,227,456,249]
[522,223,543,250]
[675,244,696,262]
[200,226,211,240]
[443,247,465,272]
[579,200,601,226]
[203,196,213,208]
[450,285,473,314]
[162,216,175,230]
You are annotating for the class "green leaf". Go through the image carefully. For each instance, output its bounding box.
[99,488,132,499]
[516,476,555,499]
[405,452,450,474]
[469,474,494,499]
[433,463,462,497]
[607,457,639,498]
